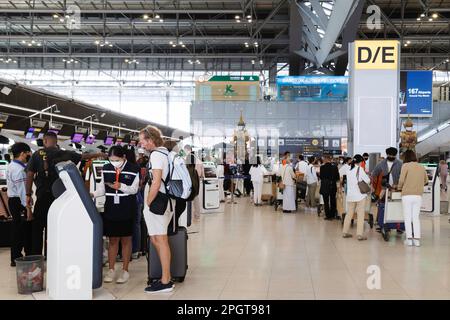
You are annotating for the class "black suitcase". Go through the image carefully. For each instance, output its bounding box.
[147,226,188,284]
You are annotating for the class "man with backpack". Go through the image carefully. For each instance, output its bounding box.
[25,131,105,256]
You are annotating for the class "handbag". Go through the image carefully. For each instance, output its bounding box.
[149,191,169,215]
[381,163,395,188]
[357,167,371,194]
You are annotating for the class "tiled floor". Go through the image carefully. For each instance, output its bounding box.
[1,197,450,300]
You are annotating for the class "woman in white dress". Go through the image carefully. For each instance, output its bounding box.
[249,157,268,206]
[281,157,297,213]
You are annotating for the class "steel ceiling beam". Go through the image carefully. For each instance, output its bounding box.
[0,9,244,14]
[252,0,287,36]
[2,53,287,59]
[0,35,288,43]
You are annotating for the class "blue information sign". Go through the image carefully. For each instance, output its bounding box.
[276,76,348,102]
[399,70,433,117]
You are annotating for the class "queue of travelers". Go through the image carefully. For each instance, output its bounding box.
[3,125,438,295]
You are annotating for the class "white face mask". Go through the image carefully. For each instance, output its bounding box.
[110,160,124,168]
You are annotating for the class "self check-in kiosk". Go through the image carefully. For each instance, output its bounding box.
[421,164,440,216]
[46,161,103,300]
[89,160,109,213]
[201,162,222,214]
[0,160,8,186]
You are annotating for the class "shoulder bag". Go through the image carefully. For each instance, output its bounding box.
[357,167,371,194]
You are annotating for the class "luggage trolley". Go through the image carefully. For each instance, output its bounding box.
[378,190,405,241]
[261,174,274,205]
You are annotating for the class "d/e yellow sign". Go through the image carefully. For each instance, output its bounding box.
[354,40,399,70]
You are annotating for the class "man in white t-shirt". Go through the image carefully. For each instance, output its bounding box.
[295,154,309,176]
[305,156,318,209]
[139,126,174,294]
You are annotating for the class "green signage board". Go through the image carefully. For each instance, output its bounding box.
[208,75,259,82]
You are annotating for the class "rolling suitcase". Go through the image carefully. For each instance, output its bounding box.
[147,226,188,284]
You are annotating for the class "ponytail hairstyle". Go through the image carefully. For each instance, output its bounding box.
[351,154,364,170]
[139,125,164,147]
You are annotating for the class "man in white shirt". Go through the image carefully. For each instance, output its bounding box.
[295,154,309,176]
[305,156,318,210]
[7,143,33,267]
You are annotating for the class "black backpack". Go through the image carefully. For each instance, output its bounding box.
[185,154,200,201]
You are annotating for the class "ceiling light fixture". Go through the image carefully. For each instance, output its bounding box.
[144,13,163,23]
[21,39,42,47]
[432,13,438,19]
[95,39,114,47]
[124,58,139,65]
[0,56,17,64]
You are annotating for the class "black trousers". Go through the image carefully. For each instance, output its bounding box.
[322,192,337,218]
[9,198,32,263]
[31,194,55,256]
[244,179,253,196]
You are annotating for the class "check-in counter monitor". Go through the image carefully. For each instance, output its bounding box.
[0,160,8,186]
[90,160,109,212]
[47,161,103,300]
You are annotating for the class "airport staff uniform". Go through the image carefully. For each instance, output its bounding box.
[93,161,140,237]
[249,165,268,205]
[281,164,297,211]
[7,160,32,264]
[26,147,82,256]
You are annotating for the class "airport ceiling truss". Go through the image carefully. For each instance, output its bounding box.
[0,0,448,72]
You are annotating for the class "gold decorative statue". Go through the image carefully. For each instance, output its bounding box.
[232,110,250,163]
[400,117,417,152]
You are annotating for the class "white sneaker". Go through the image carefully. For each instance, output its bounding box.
[116,270,130,284]
[104,269,115,283]
[131,252,139,260]
[404,239,413,246]
[413,239,421,247]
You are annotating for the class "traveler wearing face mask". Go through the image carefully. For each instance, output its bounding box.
[361,153,369,173]
[7,143,33,267]
[371,147,403,191]
[92,146,140,284]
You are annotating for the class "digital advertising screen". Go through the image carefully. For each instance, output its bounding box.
[400,70,433,117]
[85,135,96,145]
[71,133,84,143]
[25,127,35,139]
[277,76,348,102]
[104,137,114,146]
